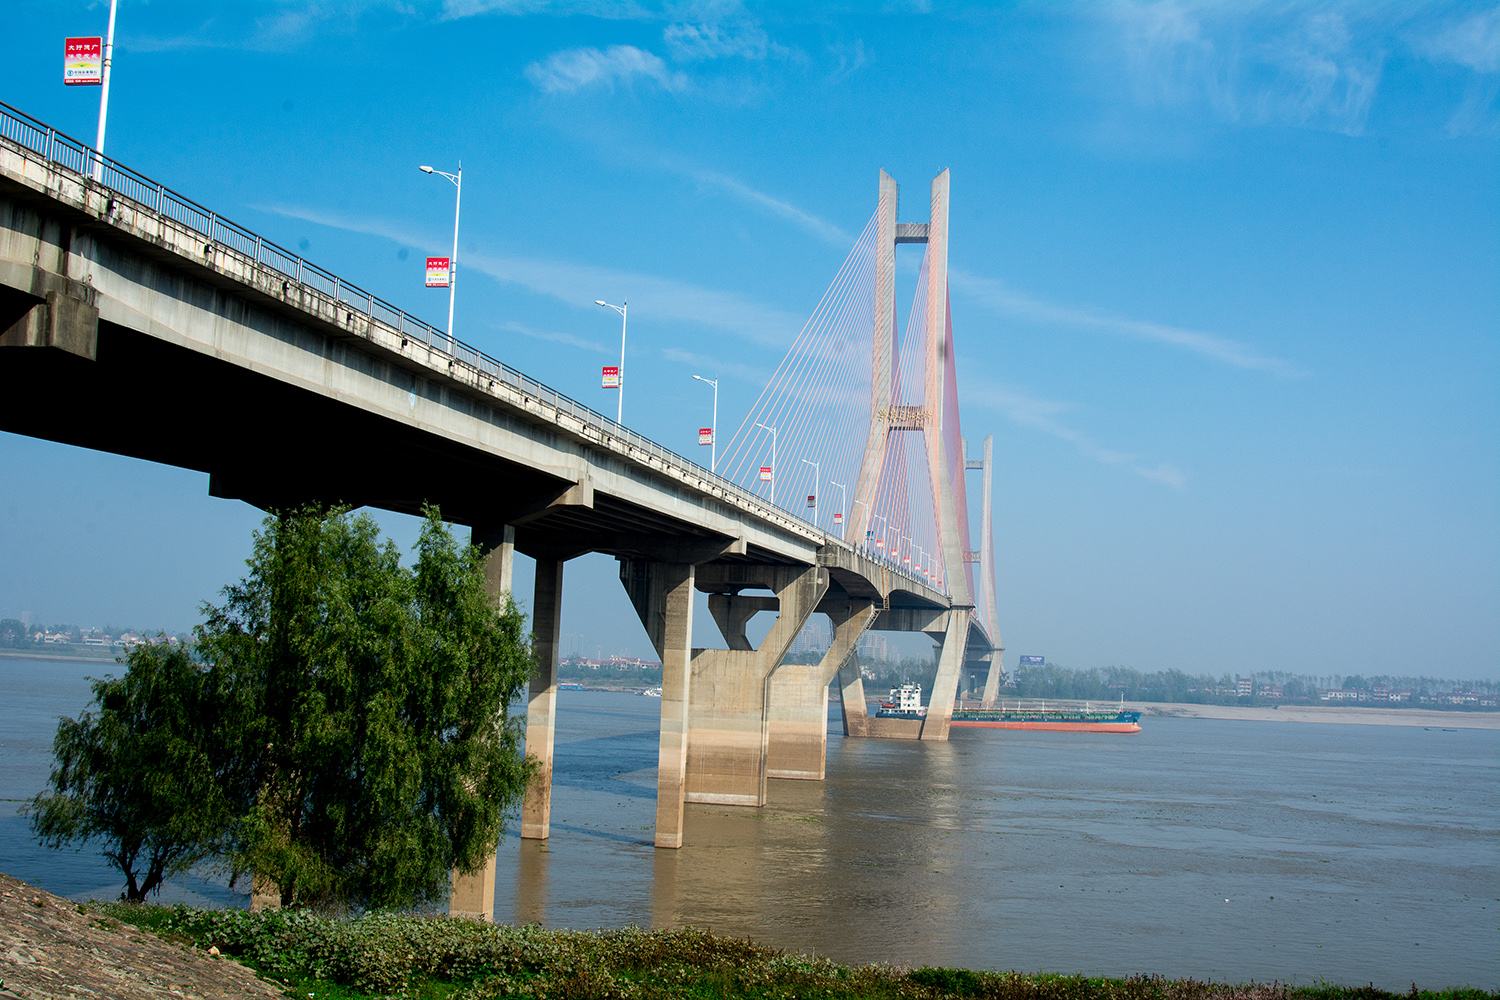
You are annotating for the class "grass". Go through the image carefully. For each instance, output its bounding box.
[96,903,1497,1000]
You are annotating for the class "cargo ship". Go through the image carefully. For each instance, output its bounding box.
[874,683,927,720]
[950,698,1141,734]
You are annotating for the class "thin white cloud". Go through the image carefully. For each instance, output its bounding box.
[964,376,1187,488]
[525,45,688,93]
[1101,2,1386,136]
[255,203,802,348]
[664,163,853,246]
[663,20,794,62]
[498,320,613,356]
[659,346,768,385]
[949,267,1305,378]
[441,0,653,19]
[1416,6,1500,73]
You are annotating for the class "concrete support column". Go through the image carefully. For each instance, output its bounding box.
[980,653,1002,708]
[920,607,972,742]
[838,655,871,737]
[686,567,827,806]
[449,524,515,921]
[521,557,564,840]
[767,600,876,779]
[620,559,696,849]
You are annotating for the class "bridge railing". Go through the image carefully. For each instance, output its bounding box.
[0,100,947,595]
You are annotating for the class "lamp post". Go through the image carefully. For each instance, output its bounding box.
[91,0,119,182]
[830,481,847,538]
[691,374,718,473]
[419,162,462,348]
[595,299,627,423]
[851,498,868,547]
[872,514,887,555]
[754,421,777,506]
[800,458,819,526]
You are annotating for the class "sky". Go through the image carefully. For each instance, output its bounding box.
[2,1,1497,680]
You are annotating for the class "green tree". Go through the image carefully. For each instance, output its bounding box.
[198,506,533,910]
[28,641,234,901]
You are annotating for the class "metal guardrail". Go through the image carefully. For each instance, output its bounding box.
[0,99,943,596]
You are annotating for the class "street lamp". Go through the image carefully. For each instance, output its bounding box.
[754,421,777,506]
[91,0,120,182]
[691,374,718,473]
[800,458,819,526]
[872,514,887,554]
[595,299,627,423]
[851,498,868,547]
[419,162,462,348]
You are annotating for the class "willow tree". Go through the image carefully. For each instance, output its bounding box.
[201,506,534,910]
[33,506,533,910]
[28,641,235,902]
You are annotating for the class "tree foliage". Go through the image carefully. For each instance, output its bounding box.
[28,641,234,901]
[31,506,534,910]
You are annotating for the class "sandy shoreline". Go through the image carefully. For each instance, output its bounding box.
[1134,701,1500,730]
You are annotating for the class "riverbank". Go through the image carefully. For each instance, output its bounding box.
[54,888,1489,1000]
[0,647,122,664]
[1132,702,1500,729]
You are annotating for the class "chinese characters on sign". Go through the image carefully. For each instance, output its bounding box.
[1019,655,1046,666]
[806,495,816,508]
[601,366,620,389]
[64,37,102,86]
[758,466,773,482]
[833,512,844,525]
[424,257,450,288]
[698,427,713,446]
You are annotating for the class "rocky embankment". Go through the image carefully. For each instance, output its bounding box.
[0,873,279,999]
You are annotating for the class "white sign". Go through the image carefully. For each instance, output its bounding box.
[698,427,713,446]
[425,256,450,288]
[601,365,620,389]
[758,466,773,482]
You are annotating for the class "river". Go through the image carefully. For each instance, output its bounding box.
[2,656,1495,989]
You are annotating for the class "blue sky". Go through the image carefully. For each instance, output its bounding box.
[3,1,1497,679]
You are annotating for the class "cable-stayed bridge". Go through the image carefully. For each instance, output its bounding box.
[0,101,1000,917]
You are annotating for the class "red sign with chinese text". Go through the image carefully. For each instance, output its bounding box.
[64,37,102,86]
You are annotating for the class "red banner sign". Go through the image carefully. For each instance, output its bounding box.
[698,427,713,446]
[832,512,844,525]
[806,495,816,508]
[64,37,102,86]
[424,256,450,288]
[758,466,773,482]
[601,365,620,389]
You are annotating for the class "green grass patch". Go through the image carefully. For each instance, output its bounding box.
[96,903,1497,1000]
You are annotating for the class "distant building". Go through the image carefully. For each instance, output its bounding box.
[1236,677,1253,697]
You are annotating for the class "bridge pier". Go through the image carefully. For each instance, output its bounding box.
[766,599,876,780]
[838,654,871,737]
[919,607,972,742]
[619,559,697,849]
[688,566,827,805]
[521,555,564,840]
[449,525,515,921]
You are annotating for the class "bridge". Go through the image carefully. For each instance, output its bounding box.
[0,100,1002,917]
